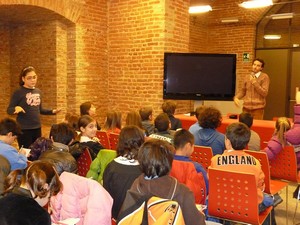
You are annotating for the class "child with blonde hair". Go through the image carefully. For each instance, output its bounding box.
[262,87,300,170]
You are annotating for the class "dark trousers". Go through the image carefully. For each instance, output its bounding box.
[17,128,41,148]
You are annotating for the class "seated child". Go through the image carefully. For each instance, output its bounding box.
[0,118,27,170]
[74,115,104,160]
[0,161,62,225]
[209,122,274,216]
[39,123,78,175]
[194,106,225,155]
[149,113,174,144]
[28,137,52,161]
[139,106,154,136]
[103,125,145,219]
[80,101,101,130]
[162,100,182,130]
[239,112,261,151]
[189,105,206,136]
[262,117,300,170]
[262,88,300,170]
[173,129,209,193]
[119,139,206,225]
[103,110,122,135]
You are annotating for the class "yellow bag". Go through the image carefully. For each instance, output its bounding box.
[118,193,185,225]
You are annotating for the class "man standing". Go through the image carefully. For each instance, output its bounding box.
[234,58,270,120]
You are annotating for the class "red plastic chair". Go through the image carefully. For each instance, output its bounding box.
[270,145,300,183]
[244,150,289,224]
[109,133,119,150]
[269,145,300,225]
[77,148,93,177]
[96,130,111,149]
[208,168,272,225]
[244,150,288,195]
[190,145,213,171]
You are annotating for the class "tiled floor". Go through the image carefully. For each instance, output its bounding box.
[275,183,299,225]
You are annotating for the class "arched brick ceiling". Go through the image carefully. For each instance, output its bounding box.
[0,5,71,24]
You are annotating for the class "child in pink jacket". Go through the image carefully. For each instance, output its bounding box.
[50,172,113,225]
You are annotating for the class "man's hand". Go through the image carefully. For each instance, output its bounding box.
[234,97,240,107]
[296,87,300,104]
[250,74,256,84]
[14,106,25,114]
[53,109,62,114]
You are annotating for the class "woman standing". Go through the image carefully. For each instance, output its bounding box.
[7,66,60,148]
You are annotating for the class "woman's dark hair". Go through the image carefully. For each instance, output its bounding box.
[50,123,76,145]
[80,102,92,116]
[138,139,174,179]
[19,66,36,86]
[4,161,62,199]
[78,115,95,129]
[117,125,145,160]
[239,112,253,128]
[28,137,53,161]
[0,118,21,136]
[64,112,79,131]
[125,111,143,129]
[104,110,120,131]
[199,106,222,129]
[139,107,153,121]
[154,113,170,132]
[161,100,177,116]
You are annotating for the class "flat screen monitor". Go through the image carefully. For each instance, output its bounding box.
[163,53,237,100]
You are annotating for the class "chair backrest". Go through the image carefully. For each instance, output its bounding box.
[170,160,206,204]
[109,133,119,150]
[96,130,111,149]
[244,150,272,194]
[270,145,299,182]
[208,168,266,225]
[190,145,213,171]
[77,148,93,177]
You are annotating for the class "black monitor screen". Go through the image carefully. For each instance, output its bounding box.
[163,53,236,100]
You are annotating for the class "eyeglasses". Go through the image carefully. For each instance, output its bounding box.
[25,75,37,80]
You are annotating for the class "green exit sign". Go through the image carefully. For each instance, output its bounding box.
[243,53,250,62]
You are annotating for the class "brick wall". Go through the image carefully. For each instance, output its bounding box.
[107,0,191,122]
[1,0,272,131]
[1,0,108,129]
[0,24,10,117]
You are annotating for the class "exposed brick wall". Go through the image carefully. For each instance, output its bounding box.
[1,0,278,132]
[107,0,191,122]
[189,21,261,97]
[74,0,108,125]
[0,24,10,117]
[2,0,108,130]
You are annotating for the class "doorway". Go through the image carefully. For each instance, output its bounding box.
[256,49,300,120]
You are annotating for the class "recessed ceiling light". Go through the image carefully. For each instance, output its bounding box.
[240,0,273,9]
[269,13,294,20]
[189,5,212,14]
[264,34,281,40]
[221,18,239,23]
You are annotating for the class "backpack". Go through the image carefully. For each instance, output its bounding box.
[117,179,185,225]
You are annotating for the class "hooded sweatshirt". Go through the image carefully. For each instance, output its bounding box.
[194,128,225,155]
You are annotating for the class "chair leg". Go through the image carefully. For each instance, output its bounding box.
[293,187,300,225]
[287,186,289,225]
